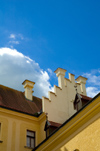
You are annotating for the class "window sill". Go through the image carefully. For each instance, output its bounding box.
[0,140,3,143]
[24,146,34,149]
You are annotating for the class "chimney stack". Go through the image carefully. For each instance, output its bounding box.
[54,68,66,88]
[76,76,87,95]
[69,73,75,83]
[22,80,35,101]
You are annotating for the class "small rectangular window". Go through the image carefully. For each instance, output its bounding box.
[26,130,35,148]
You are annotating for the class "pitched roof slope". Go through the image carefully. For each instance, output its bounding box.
[80,94,92,101]
[0,85,42,115]
[49,121,61,127]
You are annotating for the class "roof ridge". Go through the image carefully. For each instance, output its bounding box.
[0,84,22,93]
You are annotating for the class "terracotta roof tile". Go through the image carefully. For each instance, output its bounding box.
[80,94,92,101]
[0,85,42,115]
[49,121,61,127]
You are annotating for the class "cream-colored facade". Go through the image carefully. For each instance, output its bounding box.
[42,68,87,124]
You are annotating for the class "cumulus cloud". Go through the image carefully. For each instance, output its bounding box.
[83,70,100,97]
[0,47,53,98]
[0,48,23,57]
[86,87,99,98]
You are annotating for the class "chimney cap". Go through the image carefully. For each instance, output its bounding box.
[54,68,67,77]
[75,76,87,84]
[22,79,35,85]
[54,67,67,74]
[69,73,75,76]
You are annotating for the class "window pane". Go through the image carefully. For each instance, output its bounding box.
[31,138,35,148]
[27,131,31,136]
[27,137,30,147]
[27,130,35,137]
[30,132,35,137]
[27,130,35,148]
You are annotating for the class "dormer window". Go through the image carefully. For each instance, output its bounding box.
[44,120,51,138]
[74,93,92,111]
[75,98,82,111]
[74,93,82,111]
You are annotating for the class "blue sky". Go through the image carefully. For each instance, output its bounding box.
[0,0,100,97]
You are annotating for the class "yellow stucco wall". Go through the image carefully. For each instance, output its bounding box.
[0,108,46,151]
[35,94,100,151]
[61,118,100,151]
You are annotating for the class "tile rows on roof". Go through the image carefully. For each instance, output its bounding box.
[0,85,42,115]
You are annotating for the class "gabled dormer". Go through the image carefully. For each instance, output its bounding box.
[74,93,92,111]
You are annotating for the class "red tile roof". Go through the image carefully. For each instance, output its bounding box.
[0,85,42,116]
[80,94,92,101]
[74,93,92,110]
[49,121,61,127]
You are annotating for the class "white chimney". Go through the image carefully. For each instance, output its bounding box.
[22,80,35,101]
[76,76,87,95]
[69,73,75,83]
[54,68,66,88]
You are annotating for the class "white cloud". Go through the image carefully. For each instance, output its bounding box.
[83,70,100,97]
[26,60,30,64]
[83,71,100,87]
[9,34,16,39]
[47,68,53,75]
[8,33,24,46]
[86,87,99,98]
[83,73,100,86]
[0,47,23,57]
[0,47,53,98]
[9,33,24,40]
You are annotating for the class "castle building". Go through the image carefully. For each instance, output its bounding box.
[0,68,99,151]
[33,93,100,151]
